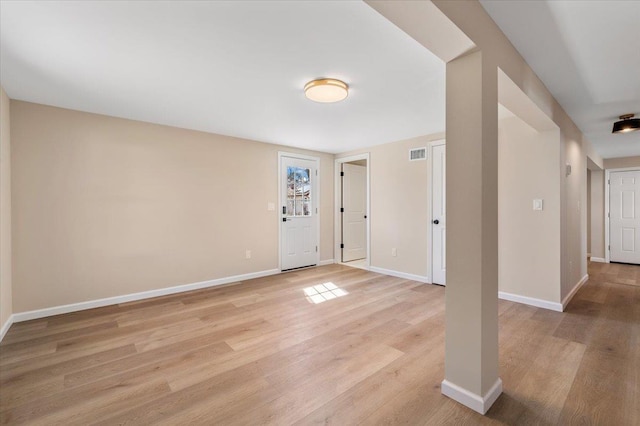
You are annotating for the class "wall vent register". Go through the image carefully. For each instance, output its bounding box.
[409,147,427,161]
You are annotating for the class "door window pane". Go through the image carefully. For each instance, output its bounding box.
[286,166,312,216]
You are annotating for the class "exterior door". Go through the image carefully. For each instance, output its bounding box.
[342,163,367,262]
[610,170,640,264]
[432,142,446,284]
[281,155,318,270]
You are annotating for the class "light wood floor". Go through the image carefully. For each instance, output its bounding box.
[0,262,638,425]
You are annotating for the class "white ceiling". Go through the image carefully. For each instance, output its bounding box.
[0,1,445,154]
[4,1,637,159]
[481,0,640,159]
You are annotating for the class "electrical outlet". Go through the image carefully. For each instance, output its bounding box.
[246,250,251,259]
[391,248,397,257]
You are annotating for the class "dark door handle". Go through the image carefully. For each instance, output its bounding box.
[364,215,367,219]
[433,219,439,225]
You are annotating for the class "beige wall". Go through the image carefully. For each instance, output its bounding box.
[0,87,12,330]
[337,133,444,279]
[498,116,561,302]
[590,170,605,259]
[604,156,640,169]
[11,101,334,313]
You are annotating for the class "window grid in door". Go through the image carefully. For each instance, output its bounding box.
[286,166,312,217]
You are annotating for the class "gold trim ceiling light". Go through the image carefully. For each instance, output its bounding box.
[612,113,640,134]
[304,78,349,103]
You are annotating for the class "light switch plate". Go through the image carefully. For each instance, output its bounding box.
[267,202,275,211]
[533,199,543,211]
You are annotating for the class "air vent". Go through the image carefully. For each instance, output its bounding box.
[409,147,427,161]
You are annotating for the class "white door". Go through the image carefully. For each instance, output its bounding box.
[432,143,446,284]
[342,163,367,262]
[610,170,640,264]
[281,156,318,270]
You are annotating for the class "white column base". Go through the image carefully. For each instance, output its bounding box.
[441,378,503,415]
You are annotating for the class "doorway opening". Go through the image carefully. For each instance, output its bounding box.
[335,154,370,270]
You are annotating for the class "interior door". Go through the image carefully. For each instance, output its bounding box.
[610,170,640,264]
[432,143,446,284]
[342,163,367,262]
[281,156,318,270]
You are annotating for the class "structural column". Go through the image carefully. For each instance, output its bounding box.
[441,49,502,414]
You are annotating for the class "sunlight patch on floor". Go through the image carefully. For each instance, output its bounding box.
[303,282,348,304]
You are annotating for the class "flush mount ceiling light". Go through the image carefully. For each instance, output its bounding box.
[612,113,640,134]
[304,78,348,103]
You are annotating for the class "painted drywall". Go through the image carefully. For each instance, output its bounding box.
[604,156,640,169]
[337,133,444,280]
[10,101,334,313]
[590,170,605,259]
[498,115,561,302]
[0,87,12,331]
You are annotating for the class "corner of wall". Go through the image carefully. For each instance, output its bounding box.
[0,86,13,340]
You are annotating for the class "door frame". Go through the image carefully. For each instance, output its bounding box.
[428,139,446,284]
[278,151,321,271]
[604,166,640,263]
[334,153,370,268]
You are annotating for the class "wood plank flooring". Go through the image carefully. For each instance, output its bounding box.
[0,262,638,425]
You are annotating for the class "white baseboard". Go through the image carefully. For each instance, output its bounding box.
[0,314,15,343]
[498,291,563,312]
[318,259,335,266]
[590,257,606,263]
[369,266,430,284]
[12,268,280,323]
[562,274,589,310]
[441,378,503,414]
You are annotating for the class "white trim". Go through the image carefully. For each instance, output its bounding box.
[605,168,610,262]
[0,314,15,342]
[604,166,640,263]
[318,259,335,266]
[12,269,279,323]
[369,266,430,284]
[334,153,370,269]
[498,291,563,312]
[590,257,606,263]
[441,378,503,415]
[278,152,321,271]
[429,139,446,285]
[562,274,589,310]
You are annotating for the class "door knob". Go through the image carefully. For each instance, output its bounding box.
[433,219,439,225]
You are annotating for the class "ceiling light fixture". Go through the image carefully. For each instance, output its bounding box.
[612,114,640,134]
[304,78,348,103]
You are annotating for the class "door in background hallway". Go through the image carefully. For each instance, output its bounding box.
[432,142,446,284]
[342,163,367,262]
[610,170,640,264]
